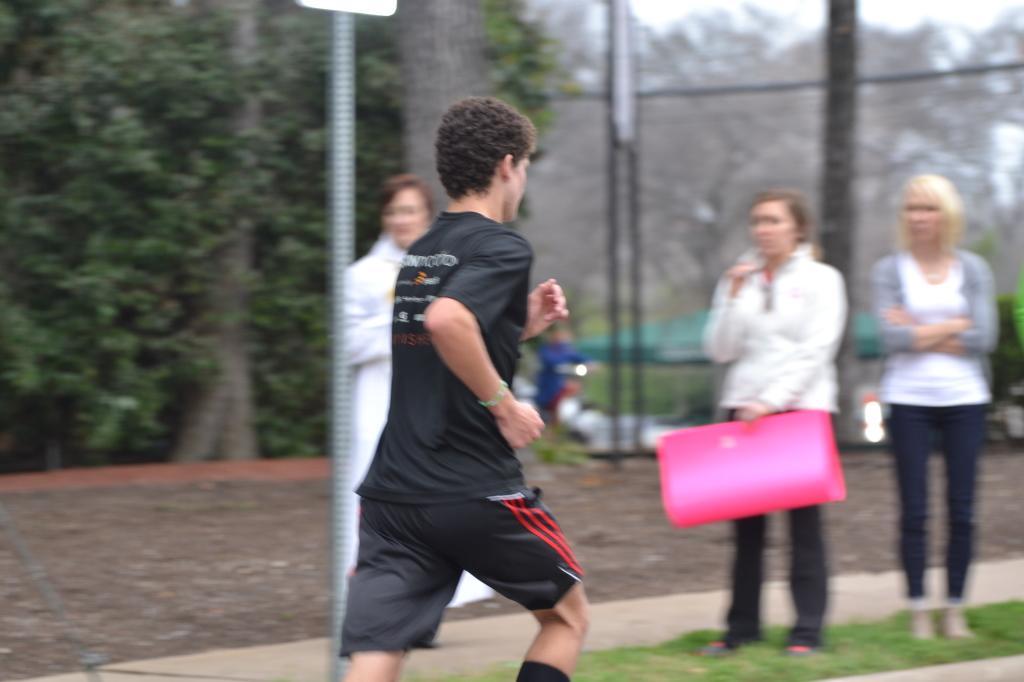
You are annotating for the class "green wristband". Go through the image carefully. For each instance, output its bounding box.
[478,380,509,408]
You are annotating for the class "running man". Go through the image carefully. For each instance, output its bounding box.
[340,97,589,682]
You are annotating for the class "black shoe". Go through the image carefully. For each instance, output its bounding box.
[696,641,734,657]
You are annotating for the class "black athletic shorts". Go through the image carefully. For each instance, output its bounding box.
[340,487,584,656]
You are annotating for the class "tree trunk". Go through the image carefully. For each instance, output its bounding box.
[173,0,260,461]
[397,0,489,200]
[821,0,859,444]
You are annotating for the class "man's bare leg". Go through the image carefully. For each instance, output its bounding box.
[343,651,404,682]
[520,583,589,678]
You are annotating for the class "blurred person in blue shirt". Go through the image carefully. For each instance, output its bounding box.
[535,326,590,424]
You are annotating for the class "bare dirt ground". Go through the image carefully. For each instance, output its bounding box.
[2,449,1023,680]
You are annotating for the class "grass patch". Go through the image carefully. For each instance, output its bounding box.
[531,425,590,465]
[411,601,1024,681]
[583,364,715,418]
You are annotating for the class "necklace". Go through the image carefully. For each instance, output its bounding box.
[912,253,949,284]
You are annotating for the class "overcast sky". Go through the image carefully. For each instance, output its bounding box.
[631,0,1022,33]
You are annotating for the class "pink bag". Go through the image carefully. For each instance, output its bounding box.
[656,410,846,528]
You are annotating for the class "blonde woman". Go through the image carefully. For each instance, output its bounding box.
[871,174,998,639]
[701,189,847,656]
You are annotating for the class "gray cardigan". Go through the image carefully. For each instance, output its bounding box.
[871,250,998,377]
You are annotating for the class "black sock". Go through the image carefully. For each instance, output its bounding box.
[516,661,570,682]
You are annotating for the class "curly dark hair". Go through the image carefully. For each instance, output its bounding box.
[435,96,537,200]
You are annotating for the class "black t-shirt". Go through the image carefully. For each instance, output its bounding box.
[356,211,533,503]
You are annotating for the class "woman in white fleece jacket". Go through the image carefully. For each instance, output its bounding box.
[344,175,495,635]
[700,189,847,656]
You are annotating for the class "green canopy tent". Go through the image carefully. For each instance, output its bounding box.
[576,311,882,364]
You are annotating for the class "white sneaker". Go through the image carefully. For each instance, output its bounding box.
[910,608,934,640]
[942,605,974,639]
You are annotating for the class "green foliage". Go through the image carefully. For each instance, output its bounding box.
[0,0,558,467]
[352,1,562,248]
[531,425,589,465]
[248,7,331,459]
[584,365,716,419]
[353,14,403,256]
[0,2,239,462]
[992,294,1024,408]
[482,0,563,136]
[0,1,329,463]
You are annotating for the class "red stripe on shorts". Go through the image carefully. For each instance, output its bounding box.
[513,499,583,575]
[502,500,584,575]
[518,501,583,574]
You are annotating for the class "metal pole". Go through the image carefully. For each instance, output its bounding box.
[821,0,859,446]
[628,138,644,455]
[608,0,637,462]
[329,10,355,682]
[621,5,642,456]
[0,500,106,681]
[606,0,622,466]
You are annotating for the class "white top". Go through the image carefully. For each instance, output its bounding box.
[344,236,405,371]
[341,235,496,607]
[703,244,847,413]
[879,253,990,406]
[342,236,405,571]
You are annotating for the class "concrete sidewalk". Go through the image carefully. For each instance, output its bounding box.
[819,655,1024,682]
[16,558,1024,682]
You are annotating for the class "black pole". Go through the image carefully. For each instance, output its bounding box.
[822,0,859,444]
[614,3,641,457]
[628,136,643,455]
[606,1,622,466]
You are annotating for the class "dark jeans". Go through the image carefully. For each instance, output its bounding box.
[886,403,987,601]
[725,505,828,648]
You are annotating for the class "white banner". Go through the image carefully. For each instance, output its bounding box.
[296,0,396,15]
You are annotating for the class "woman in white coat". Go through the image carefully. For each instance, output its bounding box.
[700,189,847,656]
[345,174,431,511]
[344,174,494,615]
